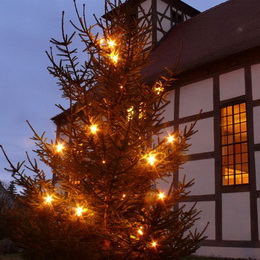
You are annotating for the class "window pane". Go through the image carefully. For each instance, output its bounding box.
[235,144,241,154]
[222,146,227,155]
[221,117,227,126]
[240,103,246,112]
[234,104,240,114]
[221,108,227,116]
[235,153,241,163]
[242,174,249,184]
[234,133,241,142]
[241,122,247,132]
[236,175,242,185]
[227,106,233,115]
[242,153,248,163]
[234,124,240,133]
[227,116,233,125]
[240,113,247,122]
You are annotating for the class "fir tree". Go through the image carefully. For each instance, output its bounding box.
[7,181,17,197]
[1,1,206,259]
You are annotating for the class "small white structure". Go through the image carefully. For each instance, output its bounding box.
[52,0,260,258]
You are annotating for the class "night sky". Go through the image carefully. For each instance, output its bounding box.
[0,0,228,184]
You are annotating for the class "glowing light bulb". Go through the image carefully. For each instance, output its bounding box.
[147,154,156,166]
[90,124,98,134]
[167,135,175,143]
[122,194,126,198]
[151,241,158,248]
[102,160,106,164]
[110,52,119,64]
[158,192,165,200]
[75,206,87,217]
[127,106,134,121]
[56,143,64,153]
[107,39,116,48]
[44,195,53,205]
[137,227,143,236]
[153,82,164,95]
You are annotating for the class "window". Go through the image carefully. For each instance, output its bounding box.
[171,9,184,24]
[221,102,249,186]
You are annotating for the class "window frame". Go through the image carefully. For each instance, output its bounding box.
[220,100,250,188]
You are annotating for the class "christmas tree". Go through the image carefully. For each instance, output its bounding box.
[1,1,206,259]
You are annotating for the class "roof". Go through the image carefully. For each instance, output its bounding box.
[143,0,260,81]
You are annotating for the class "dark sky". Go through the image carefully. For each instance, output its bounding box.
[0,0,228,184]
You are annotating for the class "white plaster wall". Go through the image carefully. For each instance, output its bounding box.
[162,90,174,123]
[138,0,152,15]
[180,201,215,240]
[258,198,260,240]
[219,69,245,101]
[255,151,260,190]
[179,159,215,195]
[157,0,171,36]
[157,0,168,13]
[196,246,260,259]
[179,79,213,118]
[253,106,260,144]
[222,192,251,241]
[179,117,214,155]
[251,63,260,101]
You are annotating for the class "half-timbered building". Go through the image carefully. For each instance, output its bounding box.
[52,0,260,258]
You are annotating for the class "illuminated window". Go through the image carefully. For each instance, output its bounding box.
[221,103,249,186]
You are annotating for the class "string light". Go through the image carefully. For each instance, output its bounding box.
[110,52,119,64]
[122,194,126,198]
[153,82,164,95]
[147,154,157,166]
[137,227,143,236]
[44,195,53,205]
[75,206,87,217]
[158,192,165,200]
[127,106,134,121]
[90,124,98,134]
[55,143,64,153]
[151,241,158,248]
[102,160,106,164]
[107,39,116,48]
[167,135,175,144]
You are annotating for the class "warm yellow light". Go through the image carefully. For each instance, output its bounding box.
[167,135,175,143]
[153,82,164,95]
[102,160,106,164]
[151,241,158,248]
[122,194,126,198]
[75,206,87,217]
[158,192,165,200]
[127,106,134,121]
[44,195,53,205]
[56,143,64,153]
[107,39,116,48]
[147,154,156,166]
[110,52,119,64]
[90,124,98,134]
[137,227,143,236]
